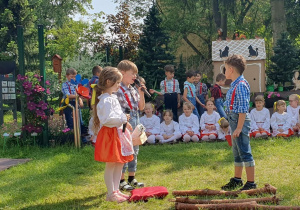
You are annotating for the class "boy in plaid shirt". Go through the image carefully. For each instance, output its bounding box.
[221,55,256,191]
[150,65,181,121]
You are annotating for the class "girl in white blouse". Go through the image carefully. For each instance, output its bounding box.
[286,94,300,134]
[217,117,231,142]
[156,110,182,144]
[250,95,271,138]
[179,102,200,142]
[139,103,161,144]
[271,100,294,137]
[200,98,220,141]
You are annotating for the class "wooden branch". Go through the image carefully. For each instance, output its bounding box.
[182,35,206,60]
[172,184,277,197]
[176,201,300,210]
[170,196,279,205]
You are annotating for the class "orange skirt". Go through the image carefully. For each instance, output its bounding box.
[94,126,133,163]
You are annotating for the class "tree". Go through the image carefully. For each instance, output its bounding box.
[271,0,287,44]
[285,0,300,40]
[137,3,175,89]
[267,32,300,85]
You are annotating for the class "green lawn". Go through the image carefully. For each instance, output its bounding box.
[0,138,300,209]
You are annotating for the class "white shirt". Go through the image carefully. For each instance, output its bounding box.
[217,127,231,140]
[178,113,200,134]
[140,115,161,135]
[200,111,220,131]
[270,112,292,131]
[97,93,127,129]
[250,108,271,131]
[286,105,300,126]
[160,121,181,136]
[88,116,98,143]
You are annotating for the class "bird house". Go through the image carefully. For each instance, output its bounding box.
[52,54,62,73]
[212,39,266,92]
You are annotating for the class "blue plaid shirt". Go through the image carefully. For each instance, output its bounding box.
[224,75,250,113]
[184,81,196,98]
[61,81,76,98]
[160,78,181,94]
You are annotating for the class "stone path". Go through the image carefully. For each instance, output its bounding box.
[0,158,31,172]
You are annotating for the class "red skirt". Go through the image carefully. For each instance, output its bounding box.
[94,126,133,163]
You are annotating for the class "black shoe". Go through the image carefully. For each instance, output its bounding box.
[240,182,257,191]
[221,178,243,191]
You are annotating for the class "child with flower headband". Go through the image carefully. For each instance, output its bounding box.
[249,95,271,138]
[286,94,300,134]
[217,117,231,141]
[139,102,161,144]
[270,100,293,137]
[200,98,220,141]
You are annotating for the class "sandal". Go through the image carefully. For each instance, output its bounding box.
[119,181,134,191]
[106,191,127,203]
[117,190,130,199]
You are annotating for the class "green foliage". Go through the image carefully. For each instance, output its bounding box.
[267,32,300,84]
[285,0,300,40]
[137,3,175,89]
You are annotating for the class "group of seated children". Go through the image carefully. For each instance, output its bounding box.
[140,93,300,145]
[140,99,231,144]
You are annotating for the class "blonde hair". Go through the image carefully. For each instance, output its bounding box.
[92,67,122,133]
[66,68,77,75]
[254,95,265,102]
[289,94,300,105]
[117,60,138,74]
[206,98,215,105]
[273,100,286,112]
[183,101,193,110]
[144,102,155,114]
[219,117,229,129]
[163,109,173,118]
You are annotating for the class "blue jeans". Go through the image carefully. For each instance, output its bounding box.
[215,98,227,119]
[196,95,206,119]
[227,112,255,167]
[122,112,139,173]
[187,97,200,119]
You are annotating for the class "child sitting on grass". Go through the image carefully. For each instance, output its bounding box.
[286,94,300,134]
[139,102,161,144]
[179,102,200,143]
[200,98,220,141]
[156,110,182,144]
[217,117,231,141]
[271,100,293,137]
[249,95,271,138]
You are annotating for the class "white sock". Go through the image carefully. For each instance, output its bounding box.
[104,162,115,195]
[113,163,124,193]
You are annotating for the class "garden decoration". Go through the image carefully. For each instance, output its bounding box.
[292,71,300,90]
[57,96,80,148]
[2,133,9,152]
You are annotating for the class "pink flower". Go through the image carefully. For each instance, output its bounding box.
[36,109,45,117]
[23,124,34,133]
[62,128,71,133]
[27,102,36,111]
[24,89,32,96]
[46,80,50,85]
[17,74,25,81]
[34,74,39,78]
[34,126,43,133]
[23,81,32,89]
[34,85,45,92]
[46,88,51,94]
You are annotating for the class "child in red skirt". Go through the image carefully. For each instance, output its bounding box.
[92,67,134,203]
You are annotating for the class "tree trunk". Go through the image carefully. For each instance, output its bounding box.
[171,196,279,205]
[172,184,277,197]
[212,0,221,28]
[271,0,287,45]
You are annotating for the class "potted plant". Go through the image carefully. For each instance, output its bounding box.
[264,91,282,108]
[266,78,274,92]
[278,82,284,92]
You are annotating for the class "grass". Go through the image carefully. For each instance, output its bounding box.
[0,137,300,209]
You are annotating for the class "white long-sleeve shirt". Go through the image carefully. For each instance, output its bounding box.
[178,113,200,134]
[140,115,161,135]
[97,93,127,129]
[286,105,300,126]
[160,121,181,136]
[250,108,271,132]
[200,111,220,131]
[270,112,292,131]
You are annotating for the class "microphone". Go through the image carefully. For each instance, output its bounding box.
[123,107,131,132]
[134,79,151,98]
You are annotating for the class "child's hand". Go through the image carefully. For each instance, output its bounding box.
[205,125,210,129]
[138,84,147,95]
[177,102,181,108]
[296,123,300,127]
[79,98,84,108]
[126,122,133,131]
[149,89,155,94]
[126,114,131,121]
[258,127,264,131]
[146,131,152,137]
[278,128,284,132]
[232,128,242,138]
[211,125,216,130]
[201,103,206,108]
[163,134,168,139]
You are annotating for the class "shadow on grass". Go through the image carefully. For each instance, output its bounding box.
[21,193,106,210]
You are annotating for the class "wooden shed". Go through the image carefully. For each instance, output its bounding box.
[212,39,266,92]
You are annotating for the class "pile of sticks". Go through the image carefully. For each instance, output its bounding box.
[170,184,300,209]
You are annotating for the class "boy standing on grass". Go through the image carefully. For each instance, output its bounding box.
[182,70,205,120]
[222,54,256,191]
[116,60,145,191]
[61,68,87,143]
[149,65,181,121]
[211,73,227,119]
